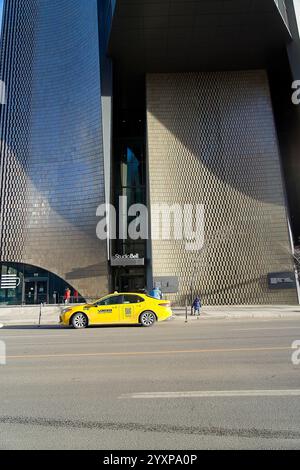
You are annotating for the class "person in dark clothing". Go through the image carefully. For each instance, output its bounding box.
[192,296,201,317]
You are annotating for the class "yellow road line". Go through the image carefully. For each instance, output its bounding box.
[4,346,291,360]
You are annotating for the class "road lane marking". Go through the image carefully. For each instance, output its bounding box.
[5,345,291,360]
[120,390,300,399]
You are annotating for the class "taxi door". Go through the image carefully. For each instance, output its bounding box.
[89,295,122,325]
[120,295,145,324]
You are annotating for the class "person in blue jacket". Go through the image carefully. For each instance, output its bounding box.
[150,286,163,300]
[192,295,202,317]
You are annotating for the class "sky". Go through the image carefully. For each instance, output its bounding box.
[294,0,300,32]
[0,0,3,29]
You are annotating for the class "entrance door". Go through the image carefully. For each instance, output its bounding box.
[119,274,146,292]
[36,281,48,304]
[25,279,49,304]
[25,281,35,305]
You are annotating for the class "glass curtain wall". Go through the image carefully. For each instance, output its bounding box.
[0,263,82,305]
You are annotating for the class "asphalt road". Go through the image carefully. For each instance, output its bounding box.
[0,316,300,450]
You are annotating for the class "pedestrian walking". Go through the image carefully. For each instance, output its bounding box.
[192,295,201,317]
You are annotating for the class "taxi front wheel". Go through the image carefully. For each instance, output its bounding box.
[71,313,88,329]
[140,311,157,327]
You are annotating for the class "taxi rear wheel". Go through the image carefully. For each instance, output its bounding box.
[71,313,88,329]
[140,311,157,327]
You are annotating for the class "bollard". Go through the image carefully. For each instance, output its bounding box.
[38,303,42,327]
[185,296,188,323]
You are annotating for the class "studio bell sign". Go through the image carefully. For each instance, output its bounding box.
[110,254,145,267]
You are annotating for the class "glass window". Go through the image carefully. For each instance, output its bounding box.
[0,262,80,305]
[96,295,123,306]
[0,263,23,305]
[123,295,144,304]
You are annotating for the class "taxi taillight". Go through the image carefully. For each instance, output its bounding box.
[159,302,171,308]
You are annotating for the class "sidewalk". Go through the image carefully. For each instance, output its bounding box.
[0,304,299,327]
[173,305,300,320]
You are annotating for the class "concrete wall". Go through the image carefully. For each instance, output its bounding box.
[0,305,62,326]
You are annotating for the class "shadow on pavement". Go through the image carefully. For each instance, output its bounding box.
[2,325,64,330]
[2,324,142,331]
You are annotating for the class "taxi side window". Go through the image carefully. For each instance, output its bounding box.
[96,295,123,306]
[123,295,144,304]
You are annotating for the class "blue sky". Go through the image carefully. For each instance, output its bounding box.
[294,0,300,29]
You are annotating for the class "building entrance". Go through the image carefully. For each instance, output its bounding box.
[24,278,49,305]
[0,262,80,305]
[113,268,146,293]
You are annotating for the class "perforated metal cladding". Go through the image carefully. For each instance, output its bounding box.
[0,0,38,262]
[147,71,298,305]
[0,0,109,298]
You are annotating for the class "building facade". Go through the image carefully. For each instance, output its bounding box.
[0,0,109,304]
[0,0,299,305]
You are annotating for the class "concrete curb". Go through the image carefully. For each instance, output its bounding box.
[173,313,300,320]
[2,315,300,328]
[172,306,300,320]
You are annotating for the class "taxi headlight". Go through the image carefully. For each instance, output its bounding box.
[62,307,72,314]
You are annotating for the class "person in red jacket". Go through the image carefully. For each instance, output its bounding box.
[64,288,71,305]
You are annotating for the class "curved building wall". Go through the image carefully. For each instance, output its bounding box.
[0,0,38,262]
[0,0,109,299]
[147,71,299,305]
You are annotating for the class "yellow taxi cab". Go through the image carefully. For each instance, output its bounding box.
[59,292,173,329]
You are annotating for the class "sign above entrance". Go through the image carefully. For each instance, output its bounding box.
[111,254,145,267]
[0,274,21,290]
